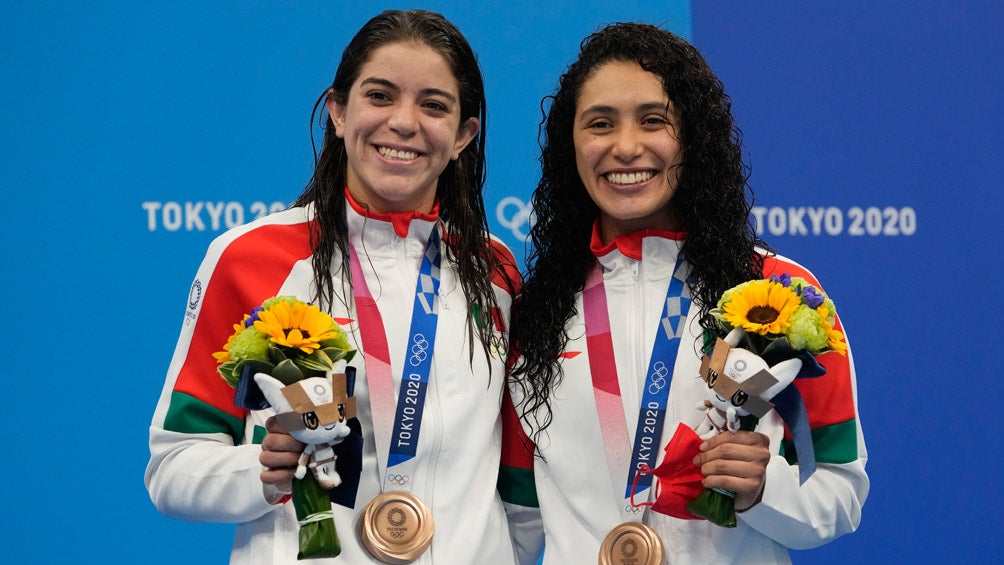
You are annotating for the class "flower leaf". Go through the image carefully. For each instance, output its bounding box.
[267,346,290,365]
[320,346,355,364]
[241,358,276,377]
[217,361,242,388]
[272,358,305,385]
[298,350,334,373]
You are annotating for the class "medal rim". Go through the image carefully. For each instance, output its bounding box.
[360,491,434,564]
[598,521,664,565]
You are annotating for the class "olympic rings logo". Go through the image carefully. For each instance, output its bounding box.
[496,196,536,241]
[489,334,506,358]
[409,334,429,367]
[647,361,670,394]
[624,504,643,515]
[387,473,411,486]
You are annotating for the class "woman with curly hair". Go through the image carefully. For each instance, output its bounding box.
[147,10,520,564]
[500,22,867,564]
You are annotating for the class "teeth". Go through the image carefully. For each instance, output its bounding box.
[379,147,418,160]
[606,171,654,185]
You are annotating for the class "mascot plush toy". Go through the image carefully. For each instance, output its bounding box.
[255,371,355,489]
[695,327,803,440]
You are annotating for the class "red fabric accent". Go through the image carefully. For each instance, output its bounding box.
[644,423,705,520]
[490,306,507,333]
[589,221,686,260]
[500,388,535,470]
[344,188,439,238]
[488,237,522,296]
[558,351,581,359]
[586,332,620,396]
[761,255,857,431]
[761,256,816,286]
[174,222,313,419]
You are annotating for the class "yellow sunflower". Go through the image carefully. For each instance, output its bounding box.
[254,301,341,354]
[818,306,848,355]
[721,280,802,336]
[212,316,251,363]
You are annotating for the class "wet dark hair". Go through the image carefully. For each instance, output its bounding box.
[293,9,504,362]
[509,22,769,440]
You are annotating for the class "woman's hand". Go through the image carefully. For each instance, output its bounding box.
[693,430,771,511]
[259,416,306,494]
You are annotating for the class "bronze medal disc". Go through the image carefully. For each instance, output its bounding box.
[598,522,664,565]
[360,491,434,564]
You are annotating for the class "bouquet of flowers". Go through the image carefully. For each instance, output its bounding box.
[214,296,356,559]
[710,273,846,360]
[685,274,847,527]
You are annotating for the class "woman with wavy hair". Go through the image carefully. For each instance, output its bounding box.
[500,22,867,564]
[147,10,520,564]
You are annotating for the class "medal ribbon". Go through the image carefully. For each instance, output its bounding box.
[583,258,690,510]
[349,226,442,493]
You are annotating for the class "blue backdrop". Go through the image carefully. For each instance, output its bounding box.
[3,1,1001,563]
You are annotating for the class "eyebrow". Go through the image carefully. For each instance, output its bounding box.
[359,77,458,105]
[579,101,672,116]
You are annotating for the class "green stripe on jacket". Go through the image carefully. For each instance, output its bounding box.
[164,390,245,444]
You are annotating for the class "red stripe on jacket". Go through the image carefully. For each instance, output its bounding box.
[762,255,856,429]
[174,221,314,419]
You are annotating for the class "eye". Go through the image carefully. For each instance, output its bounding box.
[731,390,749,407]
[586,119,613,131]
[706,369,718,388]
[365,90,392,104]
[422,99,449,114]
[642,115,669,126]
[302,412,320,430]
[337,403,347,422]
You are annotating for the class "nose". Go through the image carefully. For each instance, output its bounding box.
[611,125,643,162]
[388,102,419,137]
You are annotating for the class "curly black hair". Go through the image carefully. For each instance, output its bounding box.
[509,22,769,441]
[292,9,509,365]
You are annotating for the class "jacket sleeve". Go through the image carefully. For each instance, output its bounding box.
[498,386,545,565]
[740,260,870,547]
[741,339,868,547]
[145,227,301,523]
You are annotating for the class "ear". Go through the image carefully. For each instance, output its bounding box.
[254,373,293,412]
[451,117,480,160]
[761,358,803,400]
[325,90,346,139]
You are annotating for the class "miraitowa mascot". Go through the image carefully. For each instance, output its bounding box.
[255,368,356,489]
[695,327,803,439]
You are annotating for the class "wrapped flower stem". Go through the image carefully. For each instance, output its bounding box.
[292,474,341,559]
[685,414,758,528]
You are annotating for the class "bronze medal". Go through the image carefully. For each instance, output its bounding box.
[360,491,434,564]
[598,522,664,565]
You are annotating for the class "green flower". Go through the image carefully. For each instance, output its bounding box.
[785,304,828,354]
[228,326,270,362]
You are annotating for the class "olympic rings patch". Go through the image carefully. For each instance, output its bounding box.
[387,473,411,486]
[647,360,670,394]
[408,334,429,367]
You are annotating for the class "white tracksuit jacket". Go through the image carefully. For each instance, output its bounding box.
[501,229,868,565]
[147,196,520,564]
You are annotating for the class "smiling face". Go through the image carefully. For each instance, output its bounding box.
[572,60,684,242]
[327,41,479,214]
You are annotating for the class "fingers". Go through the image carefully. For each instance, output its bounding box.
[693,431,770,511]
[259,416,305,488]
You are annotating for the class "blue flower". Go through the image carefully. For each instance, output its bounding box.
[801,286,825,309]
[245,305,264,327]
[770,273,792,287]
